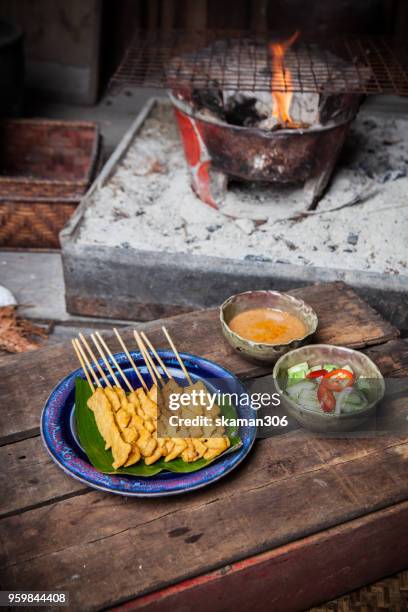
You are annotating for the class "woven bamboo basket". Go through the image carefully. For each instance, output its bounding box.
[0,119,100,248]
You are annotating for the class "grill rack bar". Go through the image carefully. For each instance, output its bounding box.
[110,30,408,96]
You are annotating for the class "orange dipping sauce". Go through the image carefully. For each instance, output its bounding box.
[229,307,306,344]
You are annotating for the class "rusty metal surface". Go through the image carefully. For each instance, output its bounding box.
[110,31,408,96]
[171,94,354,207]
[180,108,352,183]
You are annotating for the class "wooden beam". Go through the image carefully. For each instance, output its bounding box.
[184,0,207,30]
[161,0,175,32]
[250,0,268,32]
[148,0,159,29]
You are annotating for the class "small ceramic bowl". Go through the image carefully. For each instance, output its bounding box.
[220,290,318,364]
[273,344,385,432]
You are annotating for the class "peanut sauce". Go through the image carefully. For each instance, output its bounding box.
[229,307,306,344]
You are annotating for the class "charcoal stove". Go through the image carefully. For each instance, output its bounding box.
[170,92,359,209]
[109,28,408,209]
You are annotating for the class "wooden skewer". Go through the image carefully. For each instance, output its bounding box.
[94,331,134,392]
[72,339,95,391]
[144,348,162,382]
[133,330,158,387]
[113,328,148,391]
[78,333,111,388]
[140,336,163,384]
[91,333,121,388]
[73,339,101,387]
[162,326,192,385]
[140,331,173,380]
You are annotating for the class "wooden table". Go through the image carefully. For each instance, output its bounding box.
[0,281,407,611]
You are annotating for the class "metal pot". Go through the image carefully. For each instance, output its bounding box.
[170,92,360,209]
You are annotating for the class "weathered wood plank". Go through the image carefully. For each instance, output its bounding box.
[111,501,408,612]
[289,282,398,349]
[1,439,407,610]
[364,338,408,377]
[0,282,399,445]
[0,437,87,518]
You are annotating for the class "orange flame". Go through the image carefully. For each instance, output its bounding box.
[269,31,300,126]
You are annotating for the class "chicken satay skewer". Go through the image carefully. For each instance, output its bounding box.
[140,331,173,380]
[94,331,134,392]
[72,339,95,392]
[78,333,112,388]
[91,333,122,388]
[113,328,148,391]
[162,326,193,385]
[133,330,159,387]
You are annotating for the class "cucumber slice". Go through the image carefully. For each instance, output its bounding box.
[287,362,309,381]
[308,365,322,373]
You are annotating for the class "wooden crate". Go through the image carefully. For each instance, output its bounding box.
[0,119,100,249]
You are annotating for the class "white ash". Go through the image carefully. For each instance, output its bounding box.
[75,103,408,276]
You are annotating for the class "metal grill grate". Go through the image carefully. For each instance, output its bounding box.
[110,30,408,96]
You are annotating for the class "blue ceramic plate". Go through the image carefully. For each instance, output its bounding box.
[41,351,257,497]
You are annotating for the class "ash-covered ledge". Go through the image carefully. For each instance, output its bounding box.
[61,99,408,330]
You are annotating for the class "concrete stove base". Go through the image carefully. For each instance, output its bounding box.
[61,99,408,331]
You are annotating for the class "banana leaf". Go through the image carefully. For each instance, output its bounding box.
[74,378,242,476]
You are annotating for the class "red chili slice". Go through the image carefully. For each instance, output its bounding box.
[323,368,354,392]
[306,369,328,379]
[317,384,336,413]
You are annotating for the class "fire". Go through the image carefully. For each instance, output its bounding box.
[269,31,300,126]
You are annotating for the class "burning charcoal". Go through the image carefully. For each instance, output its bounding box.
[192,86,225,120]
[347,232,359,246]
[169,38,369,130]
[225,94,266,127]
[168,36,369,210]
